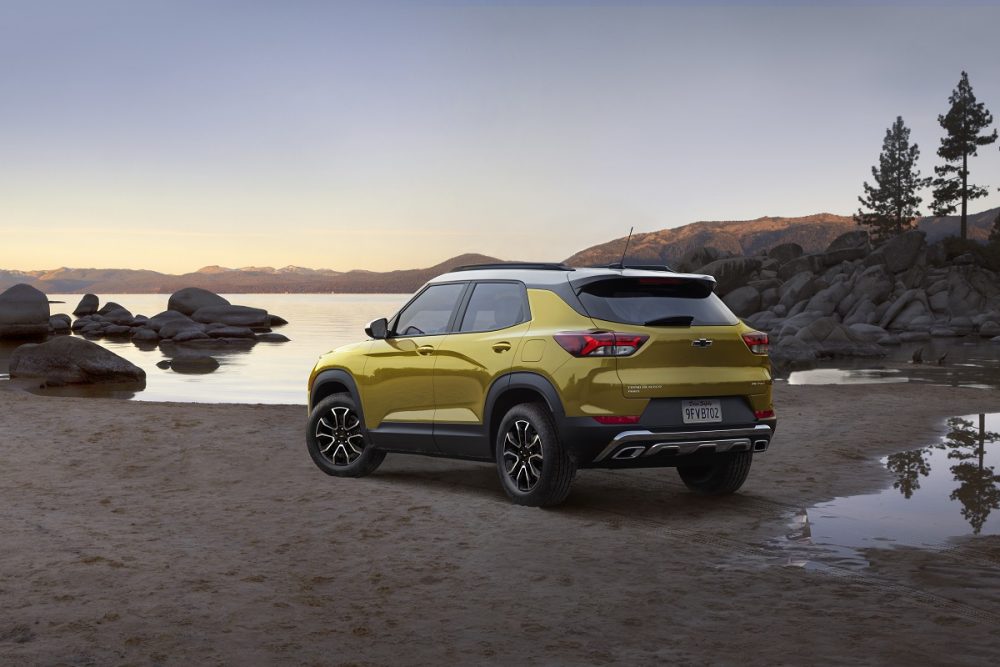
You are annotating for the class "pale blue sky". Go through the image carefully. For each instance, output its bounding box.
[2,1,998,272]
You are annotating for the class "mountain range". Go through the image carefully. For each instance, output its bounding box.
[3,209,996,294]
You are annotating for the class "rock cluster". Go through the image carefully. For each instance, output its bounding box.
[690,230,1000,365]
[69,290,289,350]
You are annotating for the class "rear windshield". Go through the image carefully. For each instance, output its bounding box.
[576,277,738,326]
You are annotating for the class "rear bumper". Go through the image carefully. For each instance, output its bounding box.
[556,415,777,468]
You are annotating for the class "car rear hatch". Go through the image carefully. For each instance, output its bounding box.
[570,272,770,401]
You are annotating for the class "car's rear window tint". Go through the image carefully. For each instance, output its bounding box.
[576,277,738,326]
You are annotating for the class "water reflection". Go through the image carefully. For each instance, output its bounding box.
[774,413,1000,568]
[885,415,1000,533]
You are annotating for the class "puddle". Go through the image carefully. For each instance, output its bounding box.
[782,338,1000,390]
[771,413,1000,569]
[788,368,910,385]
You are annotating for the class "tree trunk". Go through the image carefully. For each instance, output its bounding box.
[961,151,968,241]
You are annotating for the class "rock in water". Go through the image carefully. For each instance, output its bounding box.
[73,294,100,316]
[169,353,220,374]
[0,284,50,338]
[256,332,291,343]
[191,305,270,328]
[9,337,146,385]
[167,287,231,317]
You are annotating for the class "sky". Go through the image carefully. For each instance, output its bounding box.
[2,0,999,274]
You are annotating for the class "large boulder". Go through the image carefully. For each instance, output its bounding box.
[696,257,762,296]
[72,294,99,316]
[97,301,128,316]
[147,310,193,332]
[722,286,761,318]
[777,272,819,310]
[9,336,145,385]
[191,305,271,329]
[777,255,821,281]
[852,265,894,305]
[881,230,926,273]
[767,243,803,265]
[675,247,730,273]
[825,230,870,253]
[101,307,135,326]
[167,288,231,317]
[158,318,207,339]
[0,284,50,338]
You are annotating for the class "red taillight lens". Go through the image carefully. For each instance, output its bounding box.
[754,409,775,419]
[592,415,641,425]
[742,331,769,355]
[554,331,649,357]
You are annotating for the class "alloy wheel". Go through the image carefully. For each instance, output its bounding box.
[315,406,366,466]
[502,419,544,492]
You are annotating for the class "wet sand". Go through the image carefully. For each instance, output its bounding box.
[1,383,998,666]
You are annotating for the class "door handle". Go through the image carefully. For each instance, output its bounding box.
[416,345,435,356]
[492,342,512,353]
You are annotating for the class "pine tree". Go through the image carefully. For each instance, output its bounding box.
[855,116,930,243]
[931,71,998,240]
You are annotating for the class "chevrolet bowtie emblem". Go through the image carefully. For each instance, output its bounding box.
[691,338,713,348]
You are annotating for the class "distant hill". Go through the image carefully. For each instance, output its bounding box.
[916,208,997,243]
[3,208,997,294]
[0,254,500,294]
[564,213,858,266]
[565,208,1000,267]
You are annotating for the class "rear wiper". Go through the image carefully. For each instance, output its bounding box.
[643,315,694,327]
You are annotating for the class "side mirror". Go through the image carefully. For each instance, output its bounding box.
[365,317,389,340]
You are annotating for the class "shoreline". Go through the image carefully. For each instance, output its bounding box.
[1,383,998,664]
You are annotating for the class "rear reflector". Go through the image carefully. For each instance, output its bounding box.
[754,409,775,419]
[593,415,641,425]
[742,331,769,355]
[554,331,648,357]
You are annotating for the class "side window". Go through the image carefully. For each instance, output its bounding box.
[393,283,466,337]
[459,282,528,333]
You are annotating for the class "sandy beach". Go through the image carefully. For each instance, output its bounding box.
[1,382,998,666]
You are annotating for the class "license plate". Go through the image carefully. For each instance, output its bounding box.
[682,399,722,424]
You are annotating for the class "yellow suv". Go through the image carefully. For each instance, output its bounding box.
[306,263,776,506]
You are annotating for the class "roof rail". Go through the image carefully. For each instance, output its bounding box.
[451,262,575,272]
[596,263,677,272]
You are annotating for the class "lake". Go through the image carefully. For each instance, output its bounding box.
[1,294,408,405]
[2,293,999,404]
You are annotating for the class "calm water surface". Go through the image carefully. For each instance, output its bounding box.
[774,412,1000,568]
[1,294,407,404]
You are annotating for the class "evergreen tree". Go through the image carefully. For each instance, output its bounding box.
[855,116,930,242]
[931,71,998,240]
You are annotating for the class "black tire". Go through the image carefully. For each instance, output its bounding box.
[677,451,753,495]
[495,402,576,507]
[306,394,385,478]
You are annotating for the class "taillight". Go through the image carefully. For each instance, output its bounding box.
[554,331,649,357]
[754,409,775,420]
[742,331,769,355]
[592,415,641,425]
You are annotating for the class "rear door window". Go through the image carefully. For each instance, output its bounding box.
[576,277,737,326]
[459,282,529,333]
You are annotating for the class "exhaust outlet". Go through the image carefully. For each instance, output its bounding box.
[612,446,646,460]
[753,439,769,452]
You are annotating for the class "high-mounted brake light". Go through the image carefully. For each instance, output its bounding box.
[592,415,641,425]
[742,331,769,355]
[554,331,649,357]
